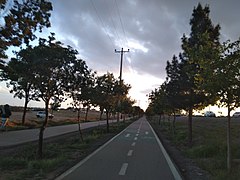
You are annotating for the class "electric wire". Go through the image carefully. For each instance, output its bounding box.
[90,0,115,48]
[103,0,123,48]
[114,0,129,47]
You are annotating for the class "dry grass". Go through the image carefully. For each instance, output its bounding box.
[7,109,106,129]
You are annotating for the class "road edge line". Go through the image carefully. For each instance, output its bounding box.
[147,120,182,180]
[55,119,137,180]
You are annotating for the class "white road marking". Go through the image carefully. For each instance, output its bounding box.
[134,137,138,141]
[127,150,133,156]
[145,131,149,135]
[131,142,136,146]
[55,123,130,180]
[136,133,139,136]
[119,163,128,175]
[147,121,182,180]
[125,133,130,138]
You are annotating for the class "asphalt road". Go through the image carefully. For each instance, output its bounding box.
[0,119,117,147]
[56,117,182,180]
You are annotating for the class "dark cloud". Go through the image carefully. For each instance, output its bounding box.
[50,0,240,79]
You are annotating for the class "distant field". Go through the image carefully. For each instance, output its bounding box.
[9,109,107,127]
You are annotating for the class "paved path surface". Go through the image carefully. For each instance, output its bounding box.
[56,117,182,180]
[0,119,118,147]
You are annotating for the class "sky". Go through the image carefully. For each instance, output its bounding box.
[1,0,240,114]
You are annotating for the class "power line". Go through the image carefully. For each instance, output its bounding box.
[103,0,123,47]
[114,0,128,46]
[90,0,115,48]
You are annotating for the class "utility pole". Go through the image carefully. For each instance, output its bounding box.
[115,48,129,122]
[115,48,129,83]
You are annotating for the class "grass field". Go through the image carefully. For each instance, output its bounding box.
[148,116,240,180]
[5,109,108,130]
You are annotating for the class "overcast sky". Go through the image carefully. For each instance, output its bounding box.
[1,0,240,110]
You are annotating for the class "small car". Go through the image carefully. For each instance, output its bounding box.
[204,111,216,117]
[36,111,54,119]
[232,112,240,118]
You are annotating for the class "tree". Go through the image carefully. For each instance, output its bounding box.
[212,39,240,170]
[95,73,118,133]
[94,73,130,132]
[165,55,182,130]
[180,3,221,146]
[120,97,135,120]
[148,86,169,125]
[5,48,39,124]
[0,0,52,60]
[27,34,81,158]
[68,67,94,141]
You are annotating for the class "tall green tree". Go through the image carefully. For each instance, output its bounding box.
[95,73,118,133]
[6,52,40,125]
[148,86,169,125]
[120,97,135,120]
[27,34,81,158]
[213,39,240,170]
[180,3,221,146]
[68,68,94,140]
[94,73,130,132]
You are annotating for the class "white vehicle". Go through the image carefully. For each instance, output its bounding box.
[232,112,240,118]
[204,111,216,117]
[36,111,54,119]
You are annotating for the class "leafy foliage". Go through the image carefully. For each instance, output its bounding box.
[0,0,52,59]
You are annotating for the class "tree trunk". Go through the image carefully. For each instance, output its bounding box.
[227,105,231,171]
[173,110,176,136]
[158,114,162,125]
[188,108,193,147]
[22,92,29,125]
[117,112,120,122]
[85,106,89,122]
[77,107,83,142]
[38,100,49,159]
[106,110,109,133]
[99,108,103,121]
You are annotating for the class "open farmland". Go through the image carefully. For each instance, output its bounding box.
[149,116,240,180]
[9,109,107,128]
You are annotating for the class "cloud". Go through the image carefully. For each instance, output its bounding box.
[50,0,240,80]
[2,0,239,109]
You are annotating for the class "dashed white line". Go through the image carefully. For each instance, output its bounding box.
[145,131,149,135]
[119,163,128,175]
[125,133,130,137]
[136,133,139,136]
[131,142,136,146]
[127,150,133,156]
[134,137,138,141]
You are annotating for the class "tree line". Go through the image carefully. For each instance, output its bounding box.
[0,0,143,158]
[146,3,240,171]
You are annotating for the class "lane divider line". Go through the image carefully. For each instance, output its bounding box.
[127,150,133,156]
[55,121,133,180]
[125,133,130,138]
[134,137,138,141]
[131,142,136,146]
[119,163,128,175]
